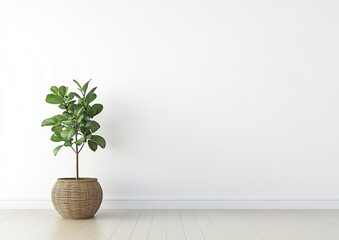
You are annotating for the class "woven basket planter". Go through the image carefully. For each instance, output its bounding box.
[52,178,103,219]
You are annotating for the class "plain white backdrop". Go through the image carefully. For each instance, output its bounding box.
[1,0,339,208]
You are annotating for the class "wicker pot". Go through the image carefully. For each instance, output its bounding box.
[52,178,103,219]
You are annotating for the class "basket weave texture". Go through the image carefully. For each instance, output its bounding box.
[52,178,103,219]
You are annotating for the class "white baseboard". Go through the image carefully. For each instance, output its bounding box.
[1,199,339,209]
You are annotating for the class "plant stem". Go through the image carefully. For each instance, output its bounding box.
[75,133,79,180]
[71,146,76,153]
[79,142,85,153]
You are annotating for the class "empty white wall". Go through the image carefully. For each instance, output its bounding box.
[1,0,339,208]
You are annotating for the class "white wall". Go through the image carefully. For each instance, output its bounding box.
[1,0,339,209]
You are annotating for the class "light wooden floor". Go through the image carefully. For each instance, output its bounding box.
[1,210,339,240]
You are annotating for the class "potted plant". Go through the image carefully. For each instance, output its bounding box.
[41,80,106,219]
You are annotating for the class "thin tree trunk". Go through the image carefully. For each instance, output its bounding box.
[76,146,79,180]
[75,133,79,180]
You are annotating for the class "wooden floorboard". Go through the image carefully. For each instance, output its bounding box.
[129,209,154,240]
[0,209,339,240]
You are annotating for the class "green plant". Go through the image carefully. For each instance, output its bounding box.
[41,80,106,179]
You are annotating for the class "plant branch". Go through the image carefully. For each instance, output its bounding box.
[78,142,85,153]
[70,145,76,153]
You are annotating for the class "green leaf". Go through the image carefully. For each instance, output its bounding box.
[75,136,85,145]
[88,93,97,103]
[54,115,62,121]
[80,126,91,136]
[60,130,68,139]
[63,141,72,147]
[41,117,57,126]
[73,92,81,99]
[52,125,63,135]
[73,80,82,92]
[85,87,97,103]
[61,112,71,120]
[88,140,98,151]
[67,128,76,139]
[53,145,63,156]
[62,120,74,126]
[67,104,76,113]
[67,92,75,101]
[87,121,100,132]
[76,106,84,116]
[87,87,97,96]
[89,103,103,117]
[59,86,67,97]
[91,135,106,148]
[46,94,64,104]
[83,79,91,94]
[51,134,64,142]
[58,104,66,109]
[50,86,59,94]
[77,114,84,123]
